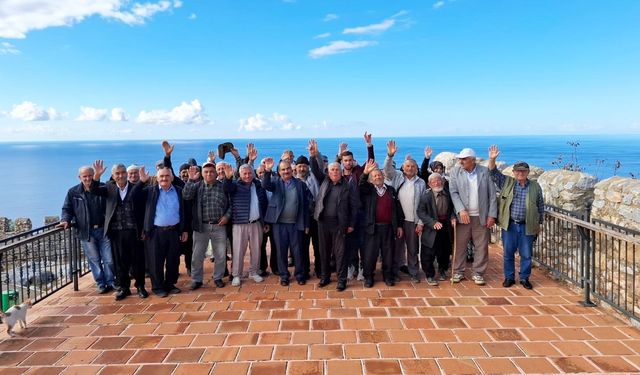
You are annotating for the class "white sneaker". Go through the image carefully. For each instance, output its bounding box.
[426,277,439,286]
[471,275,486,285]
[250,274,264,283]
[231,276,241,286]
[451,273,464,283]
[347,265,355,280]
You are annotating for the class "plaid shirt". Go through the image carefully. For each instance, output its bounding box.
[491,168,544,223]
[184,180,230,222]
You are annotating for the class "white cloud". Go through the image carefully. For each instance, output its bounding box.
[76,106,109,121]
[308,40,377,59]
[8,101,61,121]
[323,13,338,22]
[188,13,197,20]
[0,42,20,55]
[343,19,395,35]
[110,108,128,122]
[238,112,300,132]
[433,1,445,9]
[314,32,331,39]
[135,99,207,125]
[0,0,182,39]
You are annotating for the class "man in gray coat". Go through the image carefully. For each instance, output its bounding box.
[449,148,497,285]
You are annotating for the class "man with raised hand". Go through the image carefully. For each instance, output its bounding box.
[383,140,428,283]
[90,161,150,300]
[358,159,404,288]
[223,163,268,287]
[59,163,116,295]
[488,145,544,290]
[449,148,498,286]
[262,156,311,286]
[309,139,358,291]
[183,160,231,290]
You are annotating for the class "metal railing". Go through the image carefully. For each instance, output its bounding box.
[534,205,640,323]
[0,225,89,310]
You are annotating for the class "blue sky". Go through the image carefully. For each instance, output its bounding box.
[0,0,639,141]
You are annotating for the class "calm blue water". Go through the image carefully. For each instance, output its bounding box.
[1,135,639,224]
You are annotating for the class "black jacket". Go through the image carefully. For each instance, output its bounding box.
[416,189,455,248]
[61,183,107,241]
[90,180,147,237]
[358,173,404,235]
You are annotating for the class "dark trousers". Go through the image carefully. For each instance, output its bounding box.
[420,224,452,278]
[273,223,305,281]
[302,218,319,277]
[318,221,347,282]
[363,224,395,281]
[260,225,279,274]
[346,217,365,271]
[179,232,193,273]
[109,228,145,289]
[147,228,180,293]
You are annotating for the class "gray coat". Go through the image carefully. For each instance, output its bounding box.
[448,164,498,226]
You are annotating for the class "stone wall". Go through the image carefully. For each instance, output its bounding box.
[592,177,640,231]
[537,169,598,212]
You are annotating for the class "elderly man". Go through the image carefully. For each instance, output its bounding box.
[183,161,231,290]
[384,140,428,282]
[309,139,358,291]
[359,160,404,288]
[142,167,188,297]
[488,145,543,290]
[224,163,268,286]
[127,164,141,184]
[91,161,149,300]
[59,164,116,294]
[449,148,498,285]
[262,157,311,286]
[417,173,454,286]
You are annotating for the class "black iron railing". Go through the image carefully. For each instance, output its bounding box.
[534,205,640,323]
[0,225,89,311]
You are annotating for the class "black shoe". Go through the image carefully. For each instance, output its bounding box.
[318,279,330,288]
[168,286,181,294]
[137,287,149,298]
[280,279,290,286]
[258,270,269,277]
[364,279,374,288]
[502,279,516,288]
[336,281,347,291]
[297,279,306,285]
[190,281,203,290]
[115,288,131,301]
[520,279,533,290]
[399,265,409,275]
[224,268,230,277]
[214,279,225,288]
[154,290,168,298]
[467,256,474,263]
[210,257,215,263]
[385,279,395,287]
[97,286,109,294]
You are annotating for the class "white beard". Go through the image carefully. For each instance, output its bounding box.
[431,187,443,193]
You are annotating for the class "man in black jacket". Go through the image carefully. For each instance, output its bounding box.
[308,139,358,291]
[91,161,150,300]
[359,160,404,288]
[59,165,116,294]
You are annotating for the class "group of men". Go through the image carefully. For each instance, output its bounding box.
[60,136,544,299]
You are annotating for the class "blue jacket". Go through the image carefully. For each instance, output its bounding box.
[223,178,268,224]
[261,171,310,231]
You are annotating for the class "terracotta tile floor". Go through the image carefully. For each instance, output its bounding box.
[1,244,640,374]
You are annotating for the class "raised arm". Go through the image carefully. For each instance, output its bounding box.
[364,132,375,161]
[308,139,326,184]
[182,166,200,200]
[261,157,277,192]
[488,144,506,189]
[383,139,399,180]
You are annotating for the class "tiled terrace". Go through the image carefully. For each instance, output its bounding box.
[1,244,640,374]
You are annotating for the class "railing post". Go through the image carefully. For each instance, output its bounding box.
[580,204,596,307]
[68,229,79,291]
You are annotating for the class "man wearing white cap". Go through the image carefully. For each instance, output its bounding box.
[449,147,497,285]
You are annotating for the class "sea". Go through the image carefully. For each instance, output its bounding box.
[1,135,639,225]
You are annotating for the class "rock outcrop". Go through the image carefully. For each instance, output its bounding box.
[538,170,597,212]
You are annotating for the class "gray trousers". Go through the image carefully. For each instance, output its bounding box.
[192,224,227,282]
[232,222,263,277]
[452,216,490,276]
[395,221,419,277]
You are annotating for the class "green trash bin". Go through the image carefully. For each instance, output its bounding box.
[1,290,19,312]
